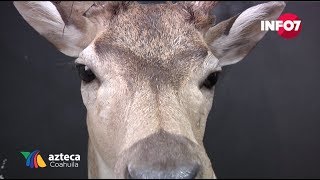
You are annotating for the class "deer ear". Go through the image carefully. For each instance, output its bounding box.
[14,1,97,57]
[205,1,286,67]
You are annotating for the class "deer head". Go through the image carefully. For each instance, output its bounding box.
[14,1,286,178]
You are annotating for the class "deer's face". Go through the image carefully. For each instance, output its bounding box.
[79,5,219,178]
[14,1,286,178]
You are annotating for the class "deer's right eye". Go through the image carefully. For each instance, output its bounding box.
[200,71,220,90]
[75,64,96,83]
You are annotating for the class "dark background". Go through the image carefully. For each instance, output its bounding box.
[1,1,320,179]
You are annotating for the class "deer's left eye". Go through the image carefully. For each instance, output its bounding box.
[200,71,220,90]
[75,64,96,83]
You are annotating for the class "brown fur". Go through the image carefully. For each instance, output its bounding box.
[14,1,287,179]
[92,2,213,93]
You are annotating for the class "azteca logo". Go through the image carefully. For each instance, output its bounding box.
[20,150,47,168]
[20,150,80,168]
[261,13,302,39]
[48,153,80,168]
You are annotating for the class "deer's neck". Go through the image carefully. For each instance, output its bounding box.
[88,139,115,178]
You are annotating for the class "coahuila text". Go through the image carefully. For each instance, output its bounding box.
[48,153,80,168]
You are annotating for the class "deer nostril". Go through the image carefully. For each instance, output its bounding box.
[127,163,200,179]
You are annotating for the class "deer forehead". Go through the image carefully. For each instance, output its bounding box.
[83,4,213,91]
[96,4,208,59]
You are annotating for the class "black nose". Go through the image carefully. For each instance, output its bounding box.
[127,162,200,179]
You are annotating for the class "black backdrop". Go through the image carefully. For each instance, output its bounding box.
[1,1,320,179]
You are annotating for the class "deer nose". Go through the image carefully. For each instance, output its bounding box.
[127,162,200,179]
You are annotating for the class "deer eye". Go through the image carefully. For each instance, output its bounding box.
[75,64,96,83]
[201,71,220,90]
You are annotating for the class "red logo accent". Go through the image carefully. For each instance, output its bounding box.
[277,13,302,39]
